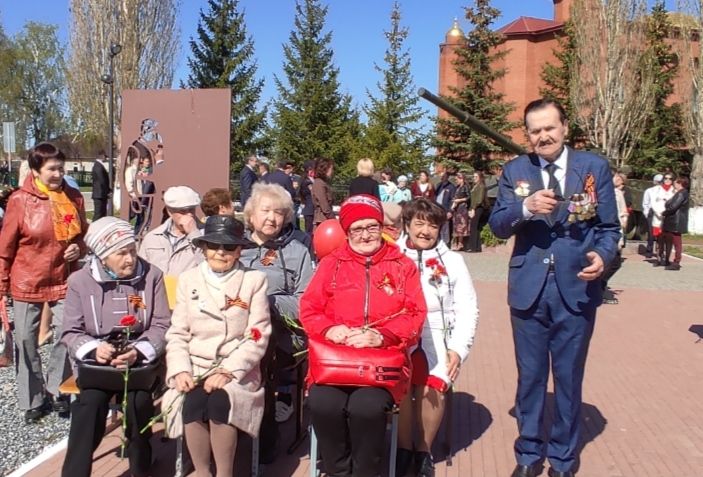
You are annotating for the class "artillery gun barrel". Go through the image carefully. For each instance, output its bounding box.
[418,87,527,156]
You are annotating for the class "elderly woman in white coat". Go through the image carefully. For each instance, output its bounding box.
[651,174,676,266]
[162,215,271,477]
[396,198,479,477]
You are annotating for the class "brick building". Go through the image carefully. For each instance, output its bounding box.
[438,0,573,147]
[438,0,699,151]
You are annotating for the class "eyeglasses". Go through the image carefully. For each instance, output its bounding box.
[664,176,673,180]
[205,242,239,252]
[349,224,381,237]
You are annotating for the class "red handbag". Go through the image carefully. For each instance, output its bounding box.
[307,337,411,403]
[0,296,13,368]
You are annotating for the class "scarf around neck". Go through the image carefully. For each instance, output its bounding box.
[35,178,81,243]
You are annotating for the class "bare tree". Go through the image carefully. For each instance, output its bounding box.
[67,0,179,146]
[676,1,703,211]
[570,0,656,169]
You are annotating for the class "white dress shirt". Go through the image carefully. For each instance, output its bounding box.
[522,147,568,219]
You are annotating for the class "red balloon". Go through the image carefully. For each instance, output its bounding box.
[313,219,346,259]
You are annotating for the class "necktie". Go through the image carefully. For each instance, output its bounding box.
[544,163,562,198]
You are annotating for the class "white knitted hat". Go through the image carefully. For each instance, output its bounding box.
[85,217,136,260]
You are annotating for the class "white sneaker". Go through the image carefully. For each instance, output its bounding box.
[275,401,294,423]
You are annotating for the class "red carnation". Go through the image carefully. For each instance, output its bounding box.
[435,265,447,276]
[249,328,262,342]
[63,214,75,225]
[119,315,138,327]
[425,258,439,268]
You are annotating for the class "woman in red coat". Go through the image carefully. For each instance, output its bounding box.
[0,143,87,422]
[300,194,426,477]
[410,170,435,201]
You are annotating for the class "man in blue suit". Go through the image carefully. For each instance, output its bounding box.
[489,99,620,477]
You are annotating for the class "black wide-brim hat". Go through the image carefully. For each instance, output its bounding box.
[192,215,256,249]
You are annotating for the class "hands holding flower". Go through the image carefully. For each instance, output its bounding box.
[63,243,80,262]
[95,341,138,368]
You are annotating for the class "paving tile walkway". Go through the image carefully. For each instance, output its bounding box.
[21,246,703,476]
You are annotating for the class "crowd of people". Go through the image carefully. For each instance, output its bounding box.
[0,144,482,477]
[642,173,690,271]
[0,95,694,477]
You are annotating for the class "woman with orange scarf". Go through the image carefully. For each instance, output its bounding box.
[0,143,87,422]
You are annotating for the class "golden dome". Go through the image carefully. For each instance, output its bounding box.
[446,18,464,38]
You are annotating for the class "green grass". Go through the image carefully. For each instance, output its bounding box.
[683,245,703,259]
[683,234,703,246]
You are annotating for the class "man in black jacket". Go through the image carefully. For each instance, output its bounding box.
[300,160,315,233]
[435,171,457,245]
[91,154,110,220]
[239,154,259,208]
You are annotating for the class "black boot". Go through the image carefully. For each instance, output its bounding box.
[395,448,414,477]
[415,451,435,477]
[53,394,71,418]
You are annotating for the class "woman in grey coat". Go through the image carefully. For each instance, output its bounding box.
[240,182,313,461]
[60,217,170,477]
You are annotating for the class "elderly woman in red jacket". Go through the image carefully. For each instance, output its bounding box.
[300,194,426,477]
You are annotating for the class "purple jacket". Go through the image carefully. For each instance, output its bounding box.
[60,256,171,372]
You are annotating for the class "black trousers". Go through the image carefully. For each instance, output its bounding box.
[304,215,314,234]
[467,207,484,252]
[259,334,279,461]
[601,249,622,289]
[646,211,655,253]
[62,388,154,477]
[93,198,108,221]
[308,384,393,477]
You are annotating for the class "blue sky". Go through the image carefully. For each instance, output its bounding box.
[0,0,679,124]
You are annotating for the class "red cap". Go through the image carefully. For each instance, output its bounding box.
[339,194,384,232]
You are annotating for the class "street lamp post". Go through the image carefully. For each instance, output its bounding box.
[100,42,122,216]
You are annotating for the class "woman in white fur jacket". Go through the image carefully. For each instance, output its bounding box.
[396,198,479,477]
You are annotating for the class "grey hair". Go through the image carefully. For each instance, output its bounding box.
[243,182,294,228]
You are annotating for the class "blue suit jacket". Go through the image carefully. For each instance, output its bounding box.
[488,148,620,312]
[239,165,258,206]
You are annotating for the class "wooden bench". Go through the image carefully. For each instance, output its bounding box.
[58,375,121,429]
[58,375,80,395]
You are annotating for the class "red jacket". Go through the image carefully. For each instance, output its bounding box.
[300,241,427,349]
[410,181,435,201]
[0,175,87,302]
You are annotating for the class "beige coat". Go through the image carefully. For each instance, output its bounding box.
[161,263,271,438]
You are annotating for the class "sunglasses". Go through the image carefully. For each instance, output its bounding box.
[664,176,673,180]
[205,242,239,252]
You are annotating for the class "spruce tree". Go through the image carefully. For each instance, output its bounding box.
[271,0,361,169]
[540,20,584,145]
[433,0,517,171]
[363,1,426,174]
[629,1,690,177]
[184,0,267,170]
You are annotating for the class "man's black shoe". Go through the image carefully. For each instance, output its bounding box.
[665,263,681,271]
[548,469,575,477]
[511,464,537,477]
